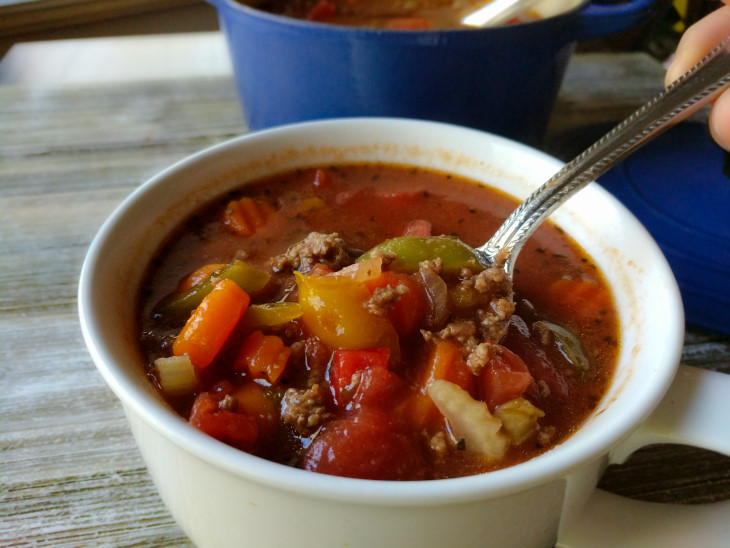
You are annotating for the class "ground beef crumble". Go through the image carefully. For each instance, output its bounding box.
[422,320,501,374]
[419,257,443,276]
[280,383,333,436]
[428,431,449,463]
[218,394,237,412]
[419,253,514,374]
[271,232,352,274]
[366,283,410,316]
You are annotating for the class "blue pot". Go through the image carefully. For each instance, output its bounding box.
[208,0,659,143]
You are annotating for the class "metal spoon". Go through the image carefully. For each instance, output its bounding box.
[462,0,545,27]
[476,36,730,280]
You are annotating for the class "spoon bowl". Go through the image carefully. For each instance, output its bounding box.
[462,0,548,27]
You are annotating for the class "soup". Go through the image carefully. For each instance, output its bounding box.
[138,163,618,480]
[248,0,539,29]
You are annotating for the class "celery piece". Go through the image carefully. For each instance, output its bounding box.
[154,355,198,396]
[157,260,270,320]
[357,235,485,275]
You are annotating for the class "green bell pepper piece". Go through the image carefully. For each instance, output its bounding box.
[157,260,270,320]
[357,235,485,275]
[242,302,303,329]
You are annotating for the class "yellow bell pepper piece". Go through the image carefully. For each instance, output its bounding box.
[295,271,399,352]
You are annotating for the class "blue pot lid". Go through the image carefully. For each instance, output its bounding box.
[598,122,730,335]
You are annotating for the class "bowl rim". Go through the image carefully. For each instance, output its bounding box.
[78,117,684,506]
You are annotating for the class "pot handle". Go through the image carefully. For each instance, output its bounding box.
[557,365,730,547]
[573,0,660,42]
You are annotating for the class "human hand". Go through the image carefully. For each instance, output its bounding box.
[665,3,730,150]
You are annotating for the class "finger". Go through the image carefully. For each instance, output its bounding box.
[665,4,730,86]
[709,87,730,150]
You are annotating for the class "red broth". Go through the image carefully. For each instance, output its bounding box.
[138,164,618,480]
[249,0,539,30]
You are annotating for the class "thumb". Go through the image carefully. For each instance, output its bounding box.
[665,3,730,86]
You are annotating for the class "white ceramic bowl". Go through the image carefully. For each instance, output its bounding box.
[79,118,685,548]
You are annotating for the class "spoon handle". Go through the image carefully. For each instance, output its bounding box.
[477,36,730,275]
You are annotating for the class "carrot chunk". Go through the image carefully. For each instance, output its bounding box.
[547,278,612,320]
[222,199,253,237]
[420,340,474,395]
[172,279,250,369]
[222,197,275,237]
[237,197,266,229]
[177,263,225,292]
[234,330,291,384]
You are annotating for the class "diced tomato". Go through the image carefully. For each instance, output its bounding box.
[393,391,443,433]
[477,346,533,410]
[309,263,333,276]
[402,219,432,237]
[233,330,291,384]
[364,271,426,335]
[300,409,426,480]
[420,340,475,395]
[349,366,406,410]
[329,348,390,406]
[386,17,431,30]
[189,392,258,451]
[312,168,331,188]
[232,382,279,444]
[306,0,336,21]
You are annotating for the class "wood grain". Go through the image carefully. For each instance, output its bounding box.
[1,76,242,547]
[1,57,728,547]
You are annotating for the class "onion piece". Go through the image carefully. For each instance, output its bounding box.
[495,397,544,444]
[333,256,383,283]
[427,379,508,461]
[418,266,449,329]
[534,320,589,371]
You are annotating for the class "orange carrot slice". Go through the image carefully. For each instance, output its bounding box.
[172,279,250,369]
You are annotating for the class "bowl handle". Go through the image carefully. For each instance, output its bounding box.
[557,365,730,547]
[610,365,730,461]
[557,490,730,547]
[574,0,660,42]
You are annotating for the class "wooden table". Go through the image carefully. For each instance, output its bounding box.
[1,50,729,547]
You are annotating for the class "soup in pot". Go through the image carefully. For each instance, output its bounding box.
[247,0,540,29]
